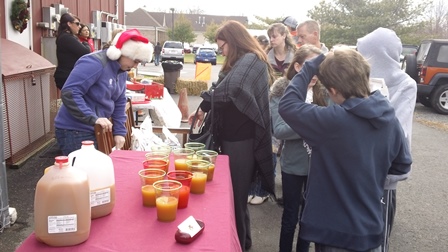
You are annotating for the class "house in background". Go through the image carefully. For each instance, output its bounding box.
[125,8,248,45]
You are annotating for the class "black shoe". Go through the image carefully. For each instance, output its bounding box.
[276,197,284,207]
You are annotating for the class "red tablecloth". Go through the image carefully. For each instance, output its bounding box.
[16,150,241,252]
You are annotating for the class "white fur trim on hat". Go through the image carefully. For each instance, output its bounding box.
[119,39,154,63]
[106,31,124,61]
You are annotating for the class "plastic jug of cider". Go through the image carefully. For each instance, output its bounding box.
[34,156,91,246]
[68,140,116,219]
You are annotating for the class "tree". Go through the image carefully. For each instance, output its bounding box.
[247,16,281,29]
[168,13,197,45]
[308,0,429,48]
[187,8,205,14]
[423,0,448,38]
[203,21,221,43]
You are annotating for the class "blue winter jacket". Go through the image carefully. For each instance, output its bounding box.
[278,54,412,250]
[54,50,128,137]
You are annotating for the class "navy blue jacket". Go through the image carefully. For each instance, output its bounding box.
[278,54,412,250]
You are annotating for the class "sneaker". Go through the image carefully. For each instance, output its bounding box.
[250,196,268,205]
[247,195,254,203]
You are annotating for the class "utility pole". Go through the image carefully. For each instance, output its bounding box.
[170,8,175,32]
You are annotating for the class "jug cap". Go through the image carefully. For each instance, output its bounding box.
[54,156,69,169]
[81,140,94,146]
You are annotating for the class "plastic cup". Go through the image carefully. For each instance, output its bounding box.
[150,145,172,156]
[167,171,193,209]
[184,142,206,152]
[138,169,166,207]
[153,180,182,222]
[172,148,195,171]
[186,160,210,194]
[196,150,218,181]
[143,157,169,173]
[145,151,170,160]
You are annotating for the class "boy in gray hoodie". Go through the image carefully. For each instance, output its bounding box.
[357,27,417,252]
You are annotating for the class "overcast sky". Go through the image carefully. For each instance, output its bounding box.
[125,0,321,23]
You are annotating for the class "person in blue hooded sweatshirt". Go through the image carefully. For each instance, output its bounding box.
[278,49,412,251]
[357,27,417,252]
[54,29,153,155]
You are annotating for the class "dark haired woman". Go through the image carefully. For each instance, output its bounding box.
[78,23,94,52]
[188,20,276,251]
[54,13,90,90]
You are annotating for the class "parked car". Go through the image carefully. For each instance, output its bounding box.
[192,44,202,54]
[194,48,217,65]
[403,39,448,114]
[184,43,192,54]
[400,44,418,62]
[161,41,184,63]
[196,47,215,55]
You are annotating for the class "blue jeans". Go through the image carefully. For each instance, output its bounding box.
[279,171,310,252]
[154,54,161,66]
[249,153,276,197]
[55,128,97,156]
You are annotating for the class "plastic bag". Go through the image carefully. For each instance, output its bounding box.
[131,116,164,151]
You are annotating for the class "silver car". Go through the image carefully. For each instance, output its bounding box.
[161,41,184,63]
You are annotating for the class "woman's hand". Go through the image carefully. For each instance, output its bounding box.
[188,109,205,128]
[96,118,113,132]
[114,135,125,150]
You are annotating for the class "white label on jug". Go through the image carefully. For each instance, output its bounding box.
[91,187,111,207]
[48,214,77,233]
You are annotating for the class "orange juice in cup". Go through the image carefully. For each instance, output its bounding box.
[141,185,157,207]
[173,148,195,171]
[138,169,166,207]
[153,180,182,222]
[186,160,209,194]
[155,196,178,222]
[145,151,170,172]
[143,158,169,173]
[196,150,218,182]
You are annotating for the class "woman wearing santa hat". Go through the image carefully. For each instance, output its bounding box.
[54,29,154,155]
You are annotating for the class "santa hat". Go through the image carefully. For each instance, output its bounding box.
[106,29,154,63]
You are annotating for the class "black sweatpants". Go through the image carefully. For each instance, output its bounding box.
[222,139,255,251]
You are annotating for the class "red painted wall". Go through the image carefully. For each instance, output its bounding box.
[26,0,125,55]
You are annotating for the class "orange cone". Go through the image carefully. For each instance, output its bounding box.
[178,88,189,123]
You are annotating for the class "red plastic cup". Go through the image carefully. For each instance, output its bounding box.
[167,171,193,209]
[143,159,169,173]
